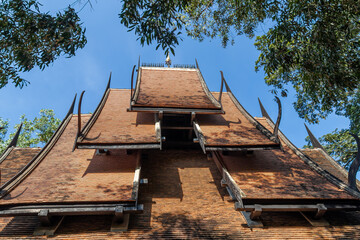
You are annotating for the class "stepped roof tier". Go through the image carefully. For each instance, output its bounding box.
[129,66,223,113]
[0,61,359,237]
[77,89,161,150]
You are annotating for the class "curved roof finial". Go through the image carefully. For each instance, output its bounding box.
[304,124,325,150]
[258,98,271,120]
[8,123,23,148]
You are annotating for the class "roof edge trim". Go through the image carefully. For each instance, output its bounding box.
[78,75,111,142]
[0,96,77,195]
[264,118,360,199]
[0,123,23,158]
[131,67,142,105]
[303,148,360,188]
[223,83,279,145]
[196,63,222,109]
[8,123,22,148]
[305,124,326,151]
[0,147,14,166]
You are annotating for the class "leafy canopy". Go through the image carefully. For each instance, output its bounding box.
[305,89,360,168]
[0,109,60,153]
[0,0,86,89]
[120,0,360,124]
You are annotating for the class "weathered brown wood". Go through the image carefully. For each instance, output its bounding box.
[77,144,161,150]
[0,204,144,217]
[38,209,52,226]
[241,211,263,228]
[315,204,327,219]
[114,205,124,222]
[235,203,360,212]
[193,121,206,153]
[250,204,262,220]
[131,153,141,201]
[206,146,280,151]
[128,106,224,114]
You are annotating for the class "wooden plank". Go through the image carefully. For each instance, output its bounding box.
[206,146,280,151]
[77,144,160,149]
[131,153,141,201]
[128,107,224,114]
[193,121,206,153]
[0,204,144,217]
[236,204,360,212]
[241,212,263,228]
[250,204,262,220]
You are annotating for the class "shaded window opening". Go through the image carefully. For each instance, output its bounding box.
[161,113,198,149]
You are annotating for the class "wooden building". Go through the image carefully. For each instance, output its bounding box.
[0,61,359,239]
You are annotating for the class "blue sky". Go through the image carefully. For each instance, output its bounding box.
[0,0,350,151]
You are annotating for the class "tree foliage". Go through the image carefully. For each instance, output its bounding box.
[304,89,360,168]
[0,109,60,153]
[0,0,86,89]
[120,0,360,123]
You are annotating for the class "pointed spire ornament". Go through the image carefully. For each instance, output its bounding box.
[165,53,171,67]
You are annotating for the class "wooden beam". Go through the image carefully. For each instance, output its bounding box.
[235,203,359,212]
[0,204,144,217]
[241,212,263,228]
[315,204,327,219]
[250,204,262,220]
[38,209,52,226]
[77,144,160,150]
[128,107,224,114]
[114,205,124,222]
[206,146,280,151]
[193,121,206,153]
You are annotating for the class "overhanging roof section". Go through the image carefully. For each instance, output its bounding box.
[0,114,140,207]
[194,92,280,152]
[129,67,223,114]
[0,147,40,187]
[77,89,161,149]
[302,148,360,189]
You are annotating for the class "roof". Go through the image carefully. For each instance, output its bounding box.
[195,92,279,150]
[77,89,161,149]
[130,67,222,113]
[302,148,360,189]
[0,147,40,186]
[0,114,138,206]
[216,147,355,200]
[248,117,360,200]
[0,150,359,239]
